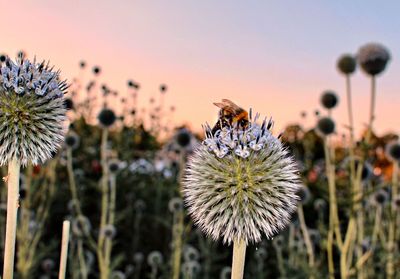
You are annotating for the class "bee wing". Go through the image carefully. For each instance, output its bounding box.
[220,99,244,114]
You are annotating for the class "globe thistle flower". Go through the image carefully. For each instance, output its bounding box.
[64,131,80,150]
[98,108,116,127]
[183,115,301,244]
[316,117,335,136]
[385,141,400,162]
[183,245,200,262]
[392,195,400,210]
[373,189,389,206]
[337,54,356,75]
[101,224,117,239]
[320,90,339,109]
[108,158,121,174]
[92,66,101,75]
[313,198,327,211]
[181,261,201,277]
[0,56,68,166]
[160,84,167,93]
[147,251,163,267]
[72,215,91,237]
[168,197,183,213]
[358,43,391,76]
[176,128,192,148]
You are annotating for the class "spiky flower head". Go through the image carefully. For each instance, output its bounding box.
[316,117,335,136]
[358,43,391,76]
[320,90,339,109]
[183,112,301,244]
[337,54,357,75]
[0,56,67,166]
[385,141,400,162]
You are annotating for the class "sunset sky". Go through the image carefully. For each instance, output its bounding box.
[2,1,400,136]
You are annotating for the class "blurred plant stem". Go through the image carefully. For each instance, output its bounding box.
[386,162,399,279]
[2,159,20,279]
[231,238,246,279]
[171,153,187,279]
[16,160,58,278]
[97,128,111,279]
[297,204,315,275]
[273,241,286,278]
[66,146,96,278]
[323,137,342,278]
[58,220,71,279]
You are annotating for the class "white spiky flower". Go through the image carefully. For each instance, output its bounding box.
[182,112,301,244]
[0,56,67,165]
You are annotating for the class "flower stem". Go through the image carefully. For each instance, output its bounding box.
[2,158,20,279]
[58,220,71,279]
[231,238,246,279]
[297,204,315,271]
[386,162,399,279]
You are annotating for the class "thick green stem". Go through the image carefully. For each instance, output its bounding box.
[2,159,21,279]
[231,239,246,279]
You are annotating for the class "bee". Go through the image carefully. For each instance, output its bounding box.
[212,99,249,134]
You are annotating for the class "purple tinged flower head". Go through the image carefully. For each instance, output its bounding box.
[0,56,67,165]
[183,112,301,244]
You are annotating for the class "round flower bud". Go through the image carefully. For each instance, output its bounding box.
[337,54,356,75]
[313,198,327,211]
[92,66,101,75]
[160,84,167,93]
[98,108,116,127]
[176,128,192,148]
[183,245,200,262]
[134,199,146,213]
[385,141,400,162]
[392,195,400,210]
[65,131,80,150]
[181,261,201,276]
[317,117,335,136]
[183,116,301,244]
[79,61,86,68]
[168,197,183,213]
[0,56,67,166]
[358,43,391,76]
[108,159,121,174]
[101,224,116,239]
[147,251,163,267]
[72,215,91,237]
[320,91,339,109]
[373,189,388,205]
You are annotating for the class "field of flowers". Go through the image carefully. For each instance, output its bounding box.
[0,43,399,279]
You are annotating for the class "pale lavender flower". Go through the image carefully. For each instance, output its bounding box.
[0,56,67,165]
[183,115,301,244]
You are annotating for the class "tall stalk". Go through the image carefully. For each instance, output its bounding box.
[2,159,21,279]
[231,239,246,279]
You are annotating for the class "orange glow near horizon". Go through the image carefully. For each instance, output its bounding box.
[1,1,400,138]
